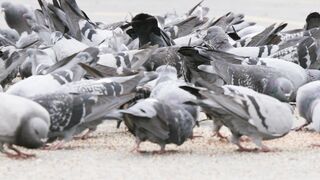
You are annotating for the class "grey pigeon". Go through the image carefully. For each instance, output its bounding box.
[6,47,99,97]
[1,2,34,34]
[296,81,320,132]
[206,59,295,102]
[178,46,295,101]
[204,26,280,58]
[0,46,26,87]
[118,98,197,153]
[182,83,294,152]
[0,93,50,158]
[116,65,198,153]
[32,92,135,149]
[0,28,20,43]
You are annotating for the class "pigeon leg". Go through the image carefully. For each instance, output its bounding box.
[231,134,257,152]
[43,140,65,150]
[293,123,309,131]
[212,131,228,141]
[252,137,275,153]
[211,121,227,140]
[74,128,95,140]
[131,138,142,153]
[6,144,35,159]
[153,144,166,154]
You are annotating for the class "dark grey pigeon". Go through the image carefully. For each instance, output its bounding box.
[178,46,224,86]
[0,93,50,159]
[208,59,295,102]
[182,83,293,152]
[296,81,320,132]
[32,92,135,149]
[1,2,34,34]
[118,98,197,153]
[0,46,26,87]
[126,13,175,48]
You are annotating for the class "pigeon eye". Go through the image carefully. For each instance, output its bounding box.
[35,130,40,135]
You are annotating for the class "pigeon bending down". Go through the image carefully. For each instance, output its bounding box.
[181,83,294,152]
[118,98,197,153]
[0,93,50,159]
[32,92,135,149]
[296,81,320,132]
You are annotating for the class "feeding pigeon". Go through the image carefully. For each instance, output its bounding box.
[0,93,50,158]
[117,98,197,153]
[32,92,135,149]
[181,81,294,152]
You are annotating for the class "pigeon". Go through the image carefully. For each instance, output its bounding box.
[181,82,294,152]
[178,46,224,85]
[6,47,99,97]
[234,23,287,47]
[269,36,320,69]
[126,13,175,47]
[32,92,135,149]
[296,81,320,132]
[204,26,280,58]
[0,46,27,87]
[0,93,50,158]
[204,59,295,102]
[118,98,197,153]
[1,2,34,34]
[114,65,198,153]
[178,46,295,101]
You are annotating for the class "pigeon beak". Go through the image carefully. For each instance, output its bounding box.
[40,138,48,143]
[284,93,291,99]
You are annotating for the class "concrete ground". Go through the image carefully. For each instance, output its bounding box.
[1,0,320,180]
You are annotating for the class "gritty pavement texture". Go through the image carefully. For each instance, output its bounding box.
[1,0,320,180]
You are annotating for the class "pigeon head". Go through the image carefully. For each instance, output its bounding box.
[1,2,12,11]
[305,12,320,30]
[131,13,160,35]
[264,77,294,102]
[204,26,232,50]
[15,117,49,149]
[155,65,178,83]
[0,29,19,42]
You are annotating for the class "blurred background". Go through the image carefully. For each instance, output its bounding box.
[1,0,320,29]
